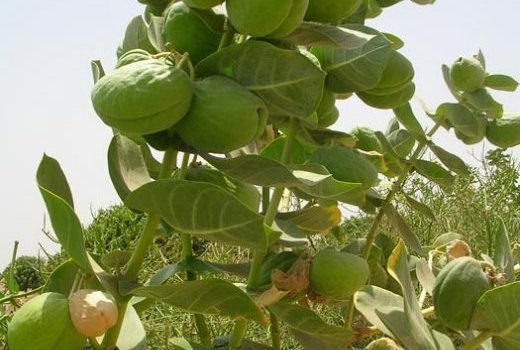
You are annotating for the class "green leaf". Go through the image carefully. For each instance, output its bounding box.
[281,22,374,49]
[125,179,267,249]
[203,153,301,187]
[403,194,436,221]
[427,143,470,176]
[36,154,74,208]
[484,74,518,92]
[98,305,147,350]
[472,282,520,349]
[494,217,515,282]
[37,160,91,273]
[462,88,503,118]
[276,206,341,234]
[431,232,463,248]
[269,302,354,349]
[196,40,325,117]
[313,25,392,93]
[145,14,165,52]
[382,203,422,254]
[117,15,158,57]
[127,279,266,325]
[108,135,151,201]
[260,136,311,165]
[383,32,404,50]
[43,259,79,295]
[412,159,455,189]
[90,60,105,84]
[415,258,435,296]
[393,103,426,141]
[386,129,415,158]
[297,124,357,148]
[387,241,437,349]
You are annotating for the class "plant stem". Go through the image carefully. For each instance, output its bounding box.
[103,148,177,349]
[229,117,298,349]
[461,330,494,350]
[0,286,43,304]
[269,312,282,350]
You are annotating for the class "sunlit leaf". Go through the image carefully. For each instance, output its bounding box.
[125,179,267,249]
[36,154,74,208]
[127,279,266,325]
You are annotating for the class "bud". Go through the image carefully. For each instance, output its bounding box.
[69,289,118,338]
[446,239,471,260]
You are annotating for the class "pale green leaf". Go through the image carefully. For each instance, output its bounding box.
[382,203,422,254]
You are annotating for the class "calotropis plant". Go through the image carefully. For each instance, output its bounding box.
[7,0,520,349]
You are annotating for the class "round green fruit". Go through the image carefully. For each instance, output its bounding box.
[115,49,152,68]
[91,59,193,135]
[176,76,268,153]
[226,0,294,37]
[267,0,309,38]
[7,292,86,350]
[366,51,414,96]
[162,2,223,64]
[449,56,486,92]
[356,81,415,109]
[305,0,361,23]
[432,256,490,330]
[486,116,520,148]
[309,145,378,189]
[182,0,224,9]
[309,249,369,300]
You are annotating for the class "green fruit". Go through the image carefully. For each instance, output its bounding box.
[162,3,223,64]
[449,56,486,92]
[305,0,362,23]
[432,257,491,330]
[226,0,294,37]
[486,116,520,148]
[91,59,193,135]
[184,166,261,211]
[176,76,268,153]
[309,145,378,189]
[351,126,382,153]
[7,292,86,350]
[143,130,173,151]
[182,0,224,9]
[115,49,152,68]
[316,88,339,127]
[462,88,503,118]
[357,81,415,109]
[268,0,309,38]
[310,249,369,300]
[366,51,414,96]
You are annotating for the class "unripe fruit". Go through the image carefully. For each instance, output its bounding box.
[182,0,224,9]
[449,56,486,92]
[485,116,520,148]
[7,292,86,350]
[91,59,193,135]
[68,289,118,338]
[176,76,268,153]
[162,2,223,64]
[305,0,362,24]
[309,249,369,301]
[432,257,490,330]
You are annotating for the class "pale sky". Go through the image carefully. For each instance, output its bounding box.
[0,1,518,268]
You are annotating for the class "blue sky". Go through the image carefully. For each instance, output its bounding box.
[0,0,518,268]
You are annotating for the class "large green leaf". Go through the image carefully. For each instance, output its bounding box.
[472,282,520,349]
[494,217,515,282]
[108,134,151,201]
[195,40,325,117]
[312,25,392,93]
[43,259,79,295]
[269,302,354,349]
[382,203,422,254]
[127,279,266,325]
[260,136,311,165]
[36,154,74,208]
[412,159,455,189]
[427,143,470,176]
[125,179,266,249]
[484,74,519,92]
[36,156,91,273]
[387,241,437,349]
[393,103,426,141]
[281,22,374,48]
